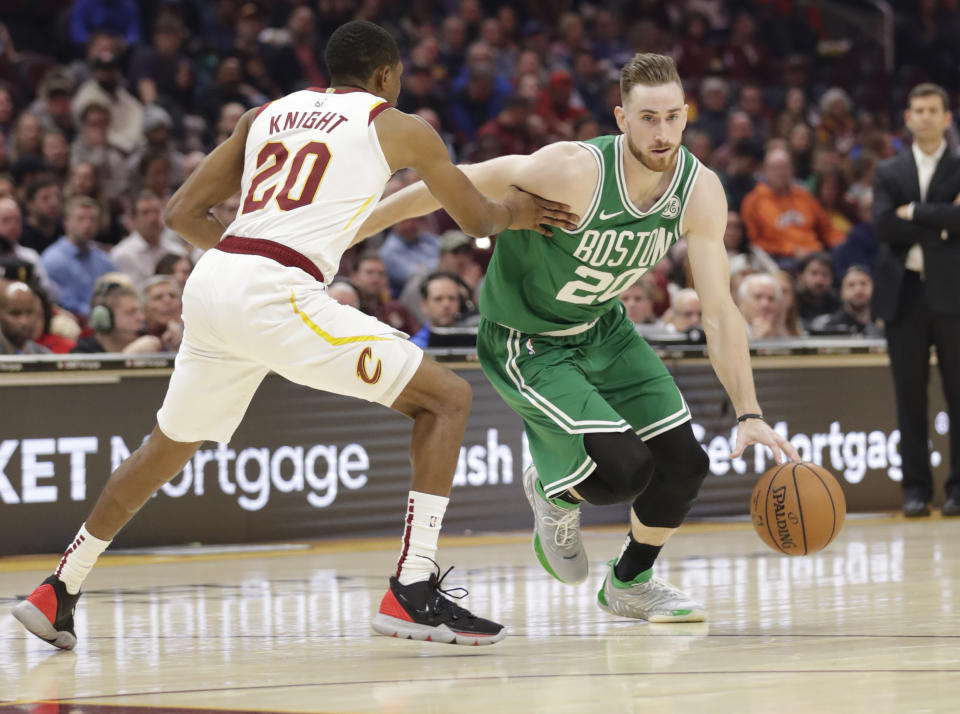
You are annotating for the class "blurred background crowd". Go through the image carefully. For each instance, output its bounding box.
[1,0,957,355]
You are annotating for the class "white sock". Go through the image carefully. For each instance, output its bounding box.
[55,523,111,595]
[396,490,449,585]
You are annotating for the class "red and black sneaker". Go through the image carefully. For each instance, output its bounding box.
[12,575,81,650]
[372,565,506,646]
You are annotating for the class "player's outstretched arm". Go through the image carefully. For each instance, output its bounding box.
[685,168,800,464]
[358,117,582,243]
[164,108,256,251]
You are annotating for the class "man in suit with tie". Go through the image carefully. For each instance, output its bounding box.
[873,83,960,517]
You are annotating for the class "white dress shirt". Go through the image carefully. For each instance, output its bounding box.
[906,140,947,272]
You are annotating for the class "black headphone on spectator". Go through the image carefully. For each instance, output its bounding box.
[89,281,125,333]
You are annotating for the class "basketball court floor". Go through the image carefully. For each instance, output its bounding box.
[1,517,957,714]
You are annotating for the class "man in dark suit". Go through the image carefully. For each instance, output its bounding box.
[872,83,960,517]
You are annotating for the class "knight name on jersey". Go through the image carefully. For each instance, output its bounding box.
[267,110,349,136]
[572,226,675,270]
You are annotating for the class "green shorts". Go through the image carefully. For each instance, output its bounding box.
[477,306,690,498]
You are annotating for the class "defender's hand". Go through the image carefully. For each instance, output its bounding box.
[503,186,579,236]
[732,418,800,464]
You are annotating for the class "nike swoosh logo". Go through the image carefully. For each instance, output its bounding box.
[599,210,623,220]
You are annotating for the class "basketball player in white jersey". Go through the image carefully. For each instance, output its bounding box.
[12,21,578,648]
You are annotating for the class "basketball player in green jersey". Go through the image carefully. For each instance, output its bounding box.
[359,53,800,622]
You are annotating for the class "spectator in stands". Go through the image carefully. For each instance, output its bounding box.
[154,252,192,293]
[736,84,770,143]
[70,103,127,203]
[127,15,189,110]
[19,176,63,254]
[816,88,856,155]
[41,131,70,181]
[400,230,482,325]
[737,272,782,339]
[41,196,116,318]
[327,279,361,309]
[795,252,841,329]
[380,217,441,297]
[723,13,771,83]
[0,280,51,354]
[31,69,77,141]
[0,197,58,300]
[10,111,43,164]
[112,193,186,286]
[126,106,185,195]
[772,269,804,337]
[538,69,588,140]
[834,188,876,277]
[809,265,881,337]
[711,111,755,174]
[692,77,731,152]
[620,278,656,326]
[662,288,702,333]
[31,284,79,354]
[477,95,534,157]
[72,49,144,154]
[815,168,856,247]
[740,147,831,270]
[411,272,467,348]
[71,282,160,354]
[352,253,418,335]
[200,58,256,128]
[63,160,125,245]
[721,138,762,213]
[141,275,183,352]
[70,0,140,49]
[787,123,815,186]
[448,62,508,146]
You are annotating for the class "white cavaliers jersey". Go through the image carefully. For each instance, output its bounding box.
[224,88,393,282]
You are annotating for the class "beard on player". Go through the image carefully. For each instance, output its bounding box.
[625,133,680,173]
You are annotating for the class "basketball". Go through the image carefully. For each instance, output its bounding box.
[750,462,846,556]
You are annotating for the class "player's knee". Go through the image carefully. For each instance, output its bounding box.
[441,373,472,417]
[578,431,655,505]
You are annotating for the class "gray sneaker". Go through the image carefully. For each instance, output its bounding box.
[597,559,707,622]
[522,465,588,584]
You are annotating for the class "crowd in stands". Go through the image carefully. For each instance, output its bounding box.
[2,0,958,356]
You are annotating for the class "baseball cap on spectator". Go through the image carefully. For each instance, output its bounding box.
[40,69,75,99]
[548,69,574,90]
[143,105,173,133]
[440,230,472,253]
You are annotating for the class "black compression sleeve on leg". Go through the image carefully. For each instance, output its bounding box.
[631,421,709,529]
[575,431,655,505]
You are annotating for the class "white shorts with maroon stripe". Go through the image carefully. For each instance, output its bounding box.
[156,245,423,444]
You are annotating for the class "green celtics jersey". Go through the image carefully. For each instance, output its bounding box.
[480,135,702,334]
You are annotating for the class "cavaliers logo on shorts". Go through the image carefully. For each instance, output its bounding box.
[357,346,383,384]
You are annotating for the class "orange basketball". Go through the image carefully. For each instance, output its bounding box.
[750,462,846,556]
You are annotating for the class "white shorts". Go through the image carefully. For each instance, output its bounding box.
[156,248,423,444]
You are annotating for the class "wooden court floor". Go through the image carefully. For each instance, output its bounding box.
[1,517,958,714]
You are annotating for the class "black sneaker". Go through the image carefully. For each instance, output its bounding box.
[12,575,81,650]
[372,565,506,646]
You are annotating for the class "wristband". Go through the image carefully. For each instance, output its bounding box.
[737,413,765,423]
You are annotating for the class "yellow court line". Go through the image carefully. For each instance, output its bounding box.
[289,290,389,345]
[0,516,906,574]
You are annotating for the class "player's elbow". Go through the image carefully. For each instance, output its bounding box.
[163,194,187,232]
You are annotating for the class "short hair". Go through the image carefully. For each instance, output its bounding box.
[843,264,872,281]
[64,194,99,217]
[420,270,461,300]
[620,53,682,100]
[738,272,781,302]
[356,252,384,269]
[24,175,59,203]
[324,20,400,85]
[133,191,162,213]
[141,274,180,303]
[799,251,834,275]
[155,252,191,275]
[908,83,950,111]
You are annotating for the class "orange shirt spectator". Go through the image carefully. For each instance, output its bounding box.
[741,148,831,259]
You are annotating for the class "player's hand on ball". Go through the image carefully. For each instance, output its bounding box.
[504,186,579,236]
[732,418,800,464]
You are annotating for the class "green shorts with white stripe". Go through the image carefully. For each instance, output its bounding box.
[476,306,691,499]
